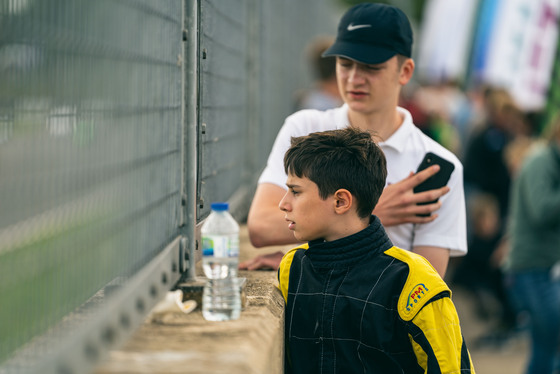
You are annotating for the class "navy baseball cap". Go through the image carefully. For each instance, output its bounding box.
[322,3,413,64]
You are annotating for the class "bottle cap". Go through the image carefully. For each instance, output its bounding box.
[210,202,229,211]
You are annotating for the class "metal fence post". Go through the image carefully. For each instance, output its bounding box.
[181,0,199,281]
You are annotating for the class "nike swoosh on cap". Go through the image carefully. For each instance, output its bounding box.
[347,23,372,31]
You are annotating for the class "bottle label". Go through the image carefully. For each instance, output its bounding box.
[202,235,239,258]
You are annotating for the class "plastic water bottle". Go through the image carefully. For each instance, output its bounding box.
[201,202,241,321]
[201,202,240,279]
[202,277,242,321]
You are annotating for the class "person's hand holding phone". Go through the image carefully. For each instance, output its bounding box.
[412,152,455,216]
[373,164,450,227]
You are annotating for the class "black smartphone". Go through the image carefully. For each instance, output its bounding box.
[413,152,455,216]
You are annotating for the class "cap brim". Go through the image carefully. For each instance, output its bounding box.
[322,41,396,65]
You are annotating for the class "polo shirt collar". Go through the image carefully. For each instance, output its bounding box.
[379,107,414,153]
[340,105,414,153]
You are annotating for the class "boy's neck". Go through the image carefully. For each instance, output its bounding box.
[324,217,370,242]
[347,107,403,142]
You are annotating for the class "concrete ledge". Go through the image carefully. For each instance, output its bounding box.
[95,225,531,374]
[95,226,289,374]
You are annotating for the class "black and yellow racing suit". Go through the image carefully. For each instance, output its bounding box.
[278,216,475,374]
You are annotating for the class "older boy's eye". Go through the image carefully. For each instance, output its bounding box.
[337,59,353,68]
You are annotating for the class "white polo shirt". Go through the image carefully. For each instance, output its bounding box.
[259,105,467,256]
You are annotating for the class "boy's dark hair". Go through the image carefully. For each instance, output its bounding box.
[284,127,387,219]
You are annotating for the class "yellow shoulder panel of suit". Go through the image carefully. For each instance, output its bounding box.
[278,244,309,303]
[384,247,451,321]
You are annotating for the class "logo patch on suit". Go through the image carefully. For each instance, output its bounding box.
[406,283,429,312]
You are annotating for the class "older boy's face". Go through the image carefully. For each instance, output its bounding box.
[279,174,335,242]
[336,56,403,115]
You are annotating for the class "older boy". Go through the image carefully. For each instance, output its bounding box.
[245,3,467,277]
[278,128,475,374]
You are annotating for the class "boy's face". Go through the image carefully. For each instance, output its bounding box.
[279,174,336,242]
[336,56,406,115]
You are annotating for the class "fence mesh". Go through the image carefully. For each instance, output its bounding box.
[0,0,339,370]
[0,0,183,366]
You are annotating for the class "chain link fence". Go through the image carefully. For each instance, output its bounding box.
[0,0,339,372]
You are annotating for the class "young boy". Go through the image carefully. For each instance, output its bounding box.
[277,128,475,374]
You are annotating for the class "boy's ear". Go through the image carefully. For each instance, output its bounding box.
[333,189,353,214]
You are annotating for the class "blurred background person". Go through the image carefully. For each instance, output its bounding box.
[502,114,560,374]
[463,87,518,225]
[451,193,518,346]
[293,36,343,111]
